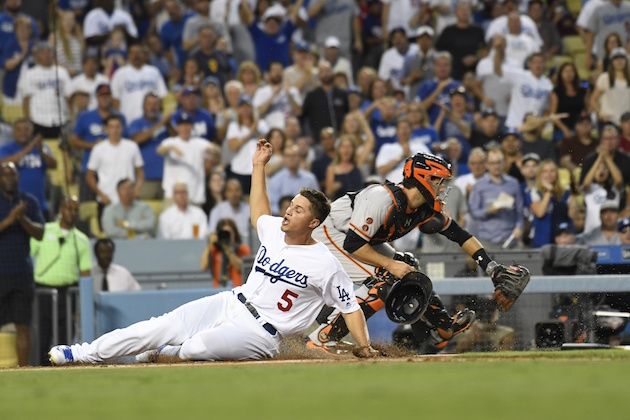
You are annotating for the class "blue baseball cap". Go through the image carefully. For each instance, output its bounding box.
[501,128,521,140]
[295,40,309,52]
[618,217,630,232]
[181,86,201,96]
[238,94,253,106]
[202,76,220,87]
[176,112,194,125]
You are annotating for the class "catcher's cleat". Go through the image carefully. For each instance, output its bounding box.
[49,345,74,366]
[429,309,476,349]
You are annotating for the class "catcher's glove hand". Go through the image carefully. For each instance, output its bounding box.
[486,261,531,312]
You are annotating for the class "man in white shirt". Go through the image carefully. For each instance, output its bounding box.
[70,55,110,110]
[485,3,542,47]
[504,11,540,68]
[268,145,319,215]
[376,118,430,183]
[378,28,419,93]
[86,114,144,206]
[158,182,209,239]
[110,44,168,123]
[19,42,72,139]
[157,112,217,205]
[253,61,303,130]
[83,0,138,48]
[320,36,354,86]
[493,35,552,130]
[208,178,251,244]
[91,238,141,292]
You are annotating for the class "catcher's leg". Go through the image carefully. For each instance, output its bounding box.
[308,277,385,347]
[411,292,476,349]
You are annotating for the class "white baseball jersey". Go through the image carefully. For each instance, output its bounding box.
[110,64,167,122]
[236,215,360,337]
[83,8,138,39]
[375,140,430,184]
[505,33,540,69]
[226,120,270,176]
[18,65,72,127]
[576,0,605,54]
[70,72,110,110]
[378,44,420,91]
[501,65,553,129]
[160,135,212,204]
[253,85,302,130]
[86,139,144,204]
[485,15,543,46]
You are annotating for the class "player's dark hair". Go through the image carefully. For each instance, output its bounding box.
[94,238,115,255]
[104,114,123,126]
[299,188,330,225]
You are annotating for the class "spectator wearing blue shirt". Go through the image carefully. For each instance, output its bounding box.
[416,51,462,125]
[161,0,194,70]
[70,84,127,201]
[1,16,34,104]
[170,87,216,142]
[239,1,302,72]
[0,162,44,366]
[469,147,524,249]
[407,101,439,151]
[369,97,398,154]
[0,119,57,220]
[129,92,170,200]
[0,0,38,61]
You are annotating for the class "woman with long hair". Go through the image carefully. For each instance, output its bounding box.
[225,94,269,194]
[202,169,226,216]
[549,61,588,139]
[173,57,203,99]
[264,128,288,177]
[340,111,375,175]
[51,10,84,77]
[236,61,262,97]
[200,218,251,288]
[525,160,576,247]
[325,135,364,200]
[596,32,623,75]
[590,48,630,126]
[361,78,387,121]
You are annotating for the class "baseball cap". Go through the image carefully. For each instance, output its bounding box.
[202,76,220,87]
[600,200,619,212]
[555,221,574,236]
[176,112,194,125]
[262,4,285,22]
[522,152,541,165]
[618,217,630,232]
[482,108,498,118]
[295,40,309,52]
[324,36,341,49]
[96,84,112,96]
[181,86,201,96]
[415,26,434,39]
[501,128,521,140]
[610,47,628,60]
[238,94,253,106]
[621,111,630,122]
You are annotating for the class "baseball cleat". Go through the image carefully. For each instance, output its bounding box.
[430,309,476,349]
[49,345,74,366]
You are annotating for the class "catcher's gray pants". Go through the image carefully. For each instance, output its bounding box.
[68,292,281,362]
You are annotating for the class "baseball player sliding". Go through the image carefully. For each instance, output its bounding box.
[308,152,530,352]
[49,138,377,365]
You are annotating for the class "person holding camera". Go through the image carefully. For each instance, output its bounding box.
[200,218,251,288]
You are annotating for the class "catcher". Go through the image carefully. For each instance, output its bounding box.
[308,152,530,352]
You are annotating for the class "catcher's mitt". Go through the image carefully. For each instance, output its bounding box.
[486,262,531,312]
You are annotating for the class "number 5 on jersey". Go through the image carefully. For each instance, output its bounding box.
[278,289,299,312]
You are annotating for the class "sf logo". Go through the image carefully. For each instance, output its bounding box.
[336,286,350,302]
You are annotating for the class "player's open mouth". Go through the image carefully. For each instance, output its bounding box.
[282,217,289,225]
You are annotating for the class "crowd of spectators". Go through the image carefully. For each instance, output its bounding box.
[2,0,630,363]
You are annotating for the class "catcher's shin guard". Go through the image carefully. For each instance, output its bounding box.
[310,277,386,345]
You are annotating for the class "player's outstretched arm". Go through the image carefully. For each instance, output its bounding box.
[250,139,273,233]
[342,309,377,358]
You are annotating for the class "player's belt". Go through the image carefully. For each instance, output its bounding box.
[236,293,278,336]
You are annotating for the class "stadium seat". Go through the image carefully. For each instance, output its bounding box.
[563,36,586,57]
[567,0,582,16]
[2,104,24,124]
[144,199,165,220]
[163,93,178,114]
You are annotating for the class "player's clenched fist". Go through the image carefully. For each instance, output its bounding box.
[253,138,273,166]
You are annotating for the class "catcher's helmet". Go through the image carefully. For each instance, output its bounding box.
[402,152,452,211]
[384,271,433,324]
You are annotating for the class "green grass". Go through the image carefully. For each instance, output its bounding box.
[2,351,629,419]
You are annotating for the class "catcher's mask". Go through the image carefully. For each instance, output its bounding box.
[402,152,452,212]
[382,271,433,324]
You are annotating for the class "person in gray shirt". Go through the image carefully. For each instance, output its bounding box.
[579,200,622,246]
[101,178,156,239]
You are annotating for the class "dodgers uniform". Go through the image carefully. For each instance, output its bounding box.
[64,216,360,362]
[110,64,167,123]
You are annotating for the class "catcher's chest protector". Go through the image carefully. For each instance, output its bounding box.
[371,182,436,243]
